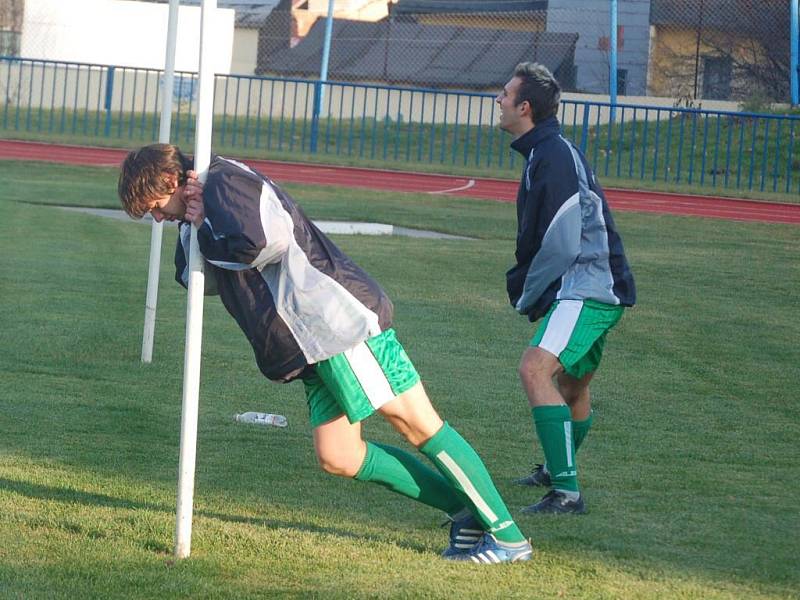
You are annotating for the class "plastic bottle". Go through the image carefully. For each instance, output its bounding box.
[233,411,288,428]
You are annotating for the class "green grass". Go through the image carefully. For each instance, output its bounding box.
[0,160,798,599]
[3,103,800,204]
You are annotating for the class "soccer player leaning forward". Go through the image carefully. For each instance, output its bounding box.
[118,144,532,563]
[496,63,636,514]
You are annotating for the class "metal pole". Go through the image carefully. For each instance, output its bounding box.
[174,0,215,560]
[311,0,335,153]
[142,0,180,364]
[609,0,617,122]
[792,0,799,105]
[319,0,335,107]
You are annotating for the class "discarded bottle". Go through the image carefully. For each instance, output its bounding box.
[233,412,288,428]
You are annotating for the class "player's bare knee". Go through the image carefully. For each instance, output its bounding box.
[379,386,443,447]
[558,372,592,405]
[315,443,364,477]
[316,452,361,478]
[559,382,580,404]
[518,353,550,386]
[383,412,430,447]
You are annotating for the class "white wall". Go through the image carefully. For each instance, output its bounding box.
[231,28,258,76]
[20,0,235,74]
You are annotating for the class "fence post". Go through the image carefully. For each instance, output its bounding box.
[310,82,321,153]
[609,0,617,122]
[579,105,590,153]
[104,66,115,137]
[792,0,799,105]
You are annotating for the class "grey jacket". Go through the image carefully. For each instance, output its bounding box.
[506,117,636,321]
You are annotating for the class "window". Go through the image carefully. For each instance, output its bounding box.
[702,56,732,100]
[616,69,628,96]
[0,30,19,56]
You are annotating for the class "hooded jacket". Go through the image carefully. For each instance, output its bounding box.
[175,155,393,382]
[506,117,636,321]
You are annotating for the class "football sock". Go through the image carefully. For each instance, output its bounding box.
[572,410,593,452]
[354,442,465,515]
[420,422,525,544]
[540,410,593,473]
[533,405,579,493]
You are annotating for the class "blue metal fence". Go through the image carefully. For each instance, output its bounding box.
[1,56,799,195]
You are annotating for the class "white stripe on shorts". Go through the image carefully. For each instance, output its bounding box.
[343,342,396,411]
[538,300,583,356]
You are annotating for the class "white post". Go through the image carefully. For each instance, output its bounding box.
[174,0,216,560]
[142,0,180,363]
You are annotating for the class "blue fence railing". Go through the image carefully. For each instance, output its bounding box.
[1,56,799,195]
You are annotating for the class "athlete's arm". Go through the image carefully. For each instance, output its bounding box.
[192,166,293,271]
[515,155,581,314]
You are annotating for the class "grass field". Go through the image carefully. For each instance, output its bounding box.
[0,160,798,599]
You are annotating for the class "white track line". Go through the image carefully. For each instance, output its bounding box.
[427,179,476,194]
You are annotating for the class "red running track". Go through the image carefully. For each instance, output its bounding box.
[1,139,798,225]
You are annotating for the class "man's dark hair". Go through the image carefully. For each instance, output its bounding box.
[118,143,193,218]
[513,62,561,124]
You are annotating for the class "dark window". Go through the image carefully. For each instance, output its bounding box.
[702,56,732,100]
[0,30,20,56]
[616,68,628,96]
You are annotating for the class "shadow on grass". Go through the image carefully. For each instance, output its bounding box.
[0,476,431,556]
[0,476,169,513]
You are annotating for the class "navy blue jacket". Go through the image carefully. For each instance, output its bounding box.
[175,156,393,382]
[506,117,636,321]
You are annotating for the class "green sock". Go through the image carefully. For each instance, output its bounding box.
[354,442,465,515]
[538,410,593,475]
[420,422,525,544]
[533,405,579,493]
[572,410,593,452]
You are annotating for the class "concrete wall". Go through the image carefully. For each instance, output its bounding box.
[20,0,235,74]
[647,25,772,102]
[231,28,259,76]
[547,0,651,96]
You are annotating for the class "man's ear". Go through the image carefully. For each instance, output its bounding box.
[519,99,533,118]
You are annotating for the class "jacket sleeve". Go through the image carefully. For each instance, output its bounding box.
[515,157,582,314]
[196,167,293,272]
[174,222,219,296]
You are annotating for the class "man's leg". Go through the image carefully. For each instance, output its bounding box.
[519,346,582,502]
[310,329,529,561]
[310,389,465,516]
[514,371,594,487]
[558,371,594,453]
[379,382,527,546]
[518,300,624,513]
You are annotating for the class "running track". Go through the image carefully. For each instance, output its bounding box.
[2,139,798,225]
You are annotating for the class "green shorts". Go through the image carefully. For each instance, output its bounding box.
[531,299,624,379]
[303,328,420,428]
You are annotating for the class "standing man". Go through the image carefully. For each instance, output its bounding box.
[117,144,532,563]
[496,63,636,514]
